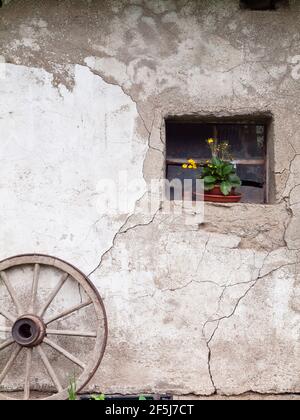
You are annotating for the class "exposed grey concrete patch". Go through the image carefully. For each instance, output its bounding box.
[202,249,298,392]
[208,262,300,394]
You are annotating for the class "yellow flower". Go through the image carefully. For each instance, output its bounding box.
[183,159,197,169]
[207,138,214,144]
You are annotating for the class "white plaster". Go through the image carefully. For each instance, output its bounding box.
[0,64,147,273]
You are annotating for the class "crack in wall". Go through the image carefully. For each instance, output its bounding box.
[202,255,297,393]
[88,205,162,277]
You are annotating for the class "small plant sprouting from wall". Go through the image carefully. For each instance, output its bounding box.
[68,377,77,401]
[91,394,106,400]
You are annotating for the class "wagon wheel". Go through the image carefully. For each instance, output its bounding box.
[0,255,108,400]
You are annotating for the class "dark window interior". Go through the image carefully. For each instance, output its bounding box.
[166,119,268,204]
[240,0,289,10]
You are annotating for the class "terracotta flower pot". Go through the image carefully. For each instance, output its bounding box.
[194,185,242,203]
[204,185,242,203]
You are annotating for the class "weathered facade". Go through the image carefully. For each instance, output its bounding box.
[0,0,300,398]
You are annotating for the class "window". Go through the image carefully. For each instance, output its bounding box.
[240,0,289,10]
[166,118,270,204]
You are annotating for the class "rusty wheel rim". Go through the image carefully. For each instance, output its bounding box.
[0,254,108,400]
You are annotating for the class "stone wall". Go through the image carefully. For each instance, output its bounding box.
[0,0,300,396]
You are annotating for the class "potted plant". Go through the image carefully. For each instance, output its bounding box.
[182,138,242,203]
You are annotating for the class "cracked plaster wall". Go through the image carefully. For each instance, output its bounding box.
[1,0,300,396]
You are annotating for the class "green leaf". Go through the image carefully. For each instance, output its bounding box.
[139,396,147,400]
[220,181,232,196]
[223,164,234,176]
[204,183,215,191]
[211,156,221,167]
[203,175,216,184]
[216,167,223,177]
[92,393,106,400]
[228,174,241,186]
[68,377,77,401]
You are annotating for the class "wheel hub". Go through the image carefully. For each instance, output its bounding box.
[12,315,46,347]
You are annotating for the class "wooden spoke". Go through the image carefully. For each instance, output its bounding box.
[37,346,63,393]
[0,339,14,352]
[24,348,32,401]
[45,300,92,325]
[0,272,23,316]
[47,329,97,338]
[0,327,11,333]
[29,264,40,313]
[38,273,69,318]
[0,309,16,324]
[44,338,86,369]
[0,345,22,385]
